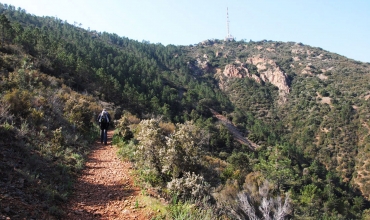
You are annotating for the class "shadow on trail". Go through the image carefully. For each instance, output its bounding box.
[66,180,137,219]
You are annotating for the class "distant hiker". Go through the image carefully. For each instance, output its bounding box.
[97,109,111,145]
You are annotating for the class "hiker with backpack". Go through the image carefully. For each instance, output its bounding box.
[97,109,111,145]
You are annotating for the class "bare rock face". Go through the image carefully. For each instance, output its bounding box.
[222,55,290,101]
[188,57,210,74]
[197,58,209,71]
[247,56,290,96]
[223,64,247,78]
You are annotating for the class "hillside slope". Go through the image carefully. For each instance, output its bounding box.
[185,39,370,198]
[1,3,370,219]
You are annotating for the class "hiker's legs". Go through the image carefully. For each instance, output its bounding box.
[103,129,108,144]
[100,129,104,143]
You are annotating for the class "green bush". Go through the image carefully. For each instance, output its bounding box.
[3,88,32,118]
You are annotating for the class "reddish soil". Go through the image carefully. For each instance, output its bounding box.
[63,130,150,220]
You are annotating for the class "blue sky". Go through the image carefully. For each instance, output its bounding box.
[2,0,370,62]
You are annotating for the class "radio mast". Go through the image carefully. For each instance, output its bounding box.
[225,7,234,41]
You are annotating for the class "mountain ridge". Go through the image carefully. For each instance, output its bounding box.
[1,3,370,219]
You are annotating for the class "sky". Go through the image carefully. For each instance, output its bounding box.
[2,0,370,63]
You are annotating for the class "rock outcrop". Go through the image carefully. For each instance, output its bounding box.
[247,56,290,95]
[223,65,247,78]
[221,55,290,101]
[188,57,210,74]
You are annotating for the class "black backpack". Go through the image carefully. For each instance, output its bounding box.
[100,112,109,124]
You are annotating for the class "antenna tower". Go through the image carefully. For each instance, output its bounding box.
[225,7,234,41]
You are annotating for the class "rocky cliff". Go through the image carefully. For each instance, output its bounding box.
[220,55,290,102]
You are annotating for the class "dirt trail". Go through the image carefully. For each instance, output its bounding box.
[63,130,150,220]
[210,108,258,150]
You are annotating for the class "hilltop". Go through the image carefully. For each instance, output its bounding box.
[0,3,370,219]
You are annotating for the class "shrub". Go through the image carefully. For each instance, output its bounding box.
[221,180,292,220]
[167,199,216,220]
[115,113,134,141]
[3,88,32,118]
[167,172,210,201]
[63,95,95,134]
[135,119,206,184]
[28,108,44,126]
[0,99,12,123]
[159,121,176,135]
[117,139,136,161]
[135,119,166,181]
[51,127,63,155]
[163,121,205,178]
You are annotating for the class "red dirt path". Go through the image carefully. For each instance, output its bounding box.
[63,130,151,220]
